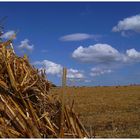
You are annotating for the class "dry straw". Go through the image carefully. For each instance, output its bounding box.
[0,37,89,138]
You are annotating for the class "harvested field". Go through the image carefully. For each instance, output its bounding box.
[50,86,140,138]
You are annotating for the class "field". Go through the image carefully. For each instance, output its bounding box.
[50,85,140,138]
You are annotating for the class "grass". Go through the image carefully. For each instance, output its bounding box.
[50,85,140,138]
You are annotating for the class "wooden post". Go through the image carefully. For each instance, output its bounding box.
[59,67,67,138]
[62,68,67,87]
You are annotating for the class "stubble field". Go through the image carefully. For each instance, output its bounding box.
[50,85,140,138]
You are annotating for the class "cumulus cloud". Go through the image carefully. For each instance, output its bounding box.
[72,43,140,65]
[112,14,140,35]
[34,60,62,75]
[126,48,140,59]
[72,44,123,64]
[67,68,85,79]
[33,60,85,80]
[125,48,140,63]
[59,33,101,41]
[90,67,112,77]
[1,30,16,39]
[18,39,34,51]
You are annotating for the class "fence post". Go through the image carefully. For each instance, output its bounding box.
[59,67,67,138]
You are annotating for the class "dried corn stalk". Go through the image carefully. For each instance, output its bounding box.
[0,39,89,138]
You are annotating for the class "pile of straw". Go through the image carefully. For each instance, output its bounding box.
[0,39,89,138]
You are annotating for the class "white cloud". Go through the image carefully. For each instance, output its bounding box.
[18,39,34,51]
[1,30,16,39]
[126,48,140,59]
[59,33,100,41]
[33,60,62,75]
[112,14,140,34]
[90,67,112,77]
[125,48,140,63]
[33,60,85,80]
[72,43,140,65]
[72,44,122,64]
[67,68,85,79]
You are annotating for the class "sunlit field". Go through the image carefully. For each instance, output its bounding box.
[50,85,140,138]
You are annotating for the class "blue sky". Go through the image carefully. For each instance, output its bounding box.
[1,2,140,86]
